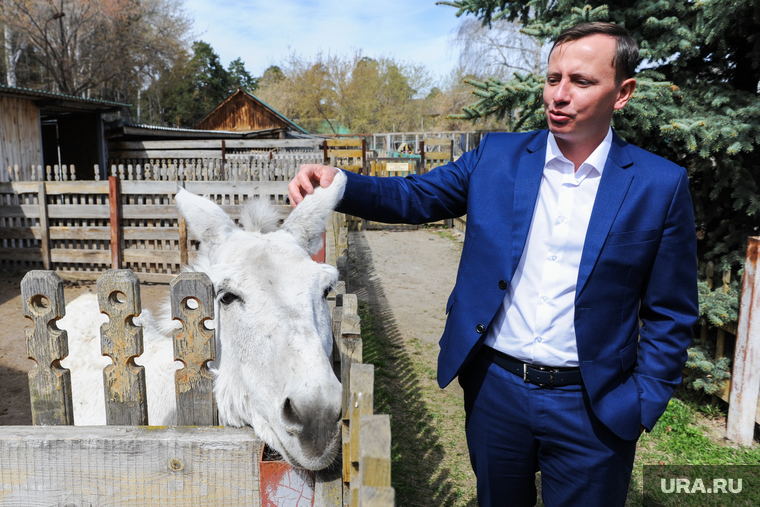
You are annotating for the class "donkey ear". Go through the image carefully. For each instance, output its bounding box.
[175,188,238,247]
[282,170,346,255]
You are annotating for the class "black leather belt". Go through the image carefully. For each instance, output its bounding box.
[484,347,582,388]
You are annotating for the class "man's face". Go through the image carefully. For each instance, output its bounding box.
[543,34,635,150]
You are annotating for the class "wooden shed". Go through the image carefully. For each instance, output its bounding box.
[0,85,127,181]
[193,89,308,136]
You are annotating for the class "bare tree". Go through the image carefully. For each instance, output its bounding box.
[451,17,548,80]
[1,0,191,100]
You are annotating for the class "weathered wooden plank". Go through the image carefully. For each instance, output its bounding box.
[121,204,178,219]
[338,319,362,419]
[0,247,43,262]
[97,270,148,425]
[0,204,40,218]
[46,204,111,219]
[326,139,363,147]
[358,415,391,488]
[49,226,111,240]
[122,249,181,263]
[111,139,321,150]
[171,272,217,426]
[110,149,226,159]
[0,426,261,507]
[349,363,375,466]
[123,227,181,240]
[328,149,363,158]
[727,237,760,445]
[121,204,177,220]
[37,182,51,270]
[119,180,181,194]
[50,250,111,264]
[183,181,289,195]
[423,137,453,146]
[358,487,394,507]
[0,226,40,239]
[315,464,343,507]
[425,152,451,160]
[344,363,375,505]
[44,181,110,195]
[0,181,39,193]
[20,271,74,426]
[180,217,189,266]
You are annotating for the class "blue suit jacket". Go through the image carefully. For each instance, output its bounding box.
[337,130,698,441]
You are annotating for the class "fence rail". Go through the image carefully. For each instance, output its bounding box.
[0,179,293,282]
[1,214,393,506]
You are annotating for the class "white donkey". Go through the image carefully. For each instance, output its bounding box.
[59,171,346,471]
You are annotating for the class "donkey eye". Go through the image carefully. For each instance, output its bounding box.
[323,288,331,299]
[219,292,240,305]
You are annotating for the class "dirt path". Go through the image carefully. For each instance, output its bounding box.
[347,228,477,506]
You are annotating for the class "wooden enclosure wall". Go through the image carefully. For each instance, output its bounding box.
[0,180,291,282]
[1,215,394,506]
[0,96,42,182]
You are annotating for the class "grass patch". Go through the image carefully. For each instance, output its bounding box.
[628,392,760,506]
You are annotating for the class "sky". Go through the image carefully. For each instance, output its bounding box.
[183,0,468,85]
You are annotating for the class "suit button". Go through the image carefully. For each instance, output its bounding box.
[476,324,485,334]
[498,280,507,290]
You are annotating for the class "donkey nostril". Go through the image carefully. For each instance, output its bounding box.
[281,397,303,429]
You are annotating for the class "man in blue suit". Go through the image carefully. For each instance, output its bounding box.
[290,22,697,507]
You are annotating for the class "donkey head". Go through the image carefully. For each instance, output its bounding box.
[174,171,346,470]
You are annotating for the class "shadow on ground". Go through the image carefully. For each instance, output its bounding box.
[348,230,477,507]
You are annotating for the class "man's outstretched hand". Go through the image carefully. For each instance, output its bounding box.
[288,164,340,207]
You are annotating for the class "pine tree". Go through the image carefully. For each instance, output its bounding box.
[439,0,760,276]
[227,58,259,93]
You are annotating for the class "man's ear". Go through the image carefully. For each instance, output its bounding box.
[614,78,637,110]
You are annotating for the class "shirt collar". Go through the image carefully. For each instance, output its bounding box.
[545,127,613,177]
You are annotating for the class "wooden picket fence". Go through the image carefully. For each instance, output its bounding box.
[0,213,394,506]
[0,179,295,282]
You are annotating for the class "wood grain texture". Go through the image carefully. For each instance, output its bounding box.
[0,97,43,181]
[348,364,374,458]
[358,415,391,488]
[110,139,321,150]
[0,426,262,507]
[171,272,217,426]
[358,487,394,507]
[20,270,73,426]
[727,237,760,444]
[97,269,148,425]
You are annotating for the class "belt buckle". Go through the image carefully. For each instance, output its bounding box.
[524,364,554,388]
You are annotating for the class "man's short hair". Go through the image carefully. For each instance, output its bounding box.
[550,22,639,83]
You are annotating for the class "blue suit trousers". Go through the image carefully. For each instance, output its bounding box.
[460,349,638,507]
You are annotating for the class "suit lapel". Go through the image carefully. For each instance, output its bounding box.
[576,133,634,298]
[511,131,548,277]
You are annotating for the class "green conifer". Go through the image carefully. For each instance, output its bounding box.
[440,0,760,274]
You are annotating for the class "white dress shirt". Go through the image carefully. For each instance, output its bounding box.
[484,128,613,367]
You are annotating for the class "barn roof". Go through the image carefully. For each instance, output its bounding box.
[193,89,309,135]
[0,84,130,112]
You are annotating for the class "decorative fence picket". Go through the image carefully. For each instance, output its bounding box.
[1,214,394,506]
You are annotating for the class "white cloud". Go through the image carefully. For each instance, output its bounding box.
[184,0,465,81]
